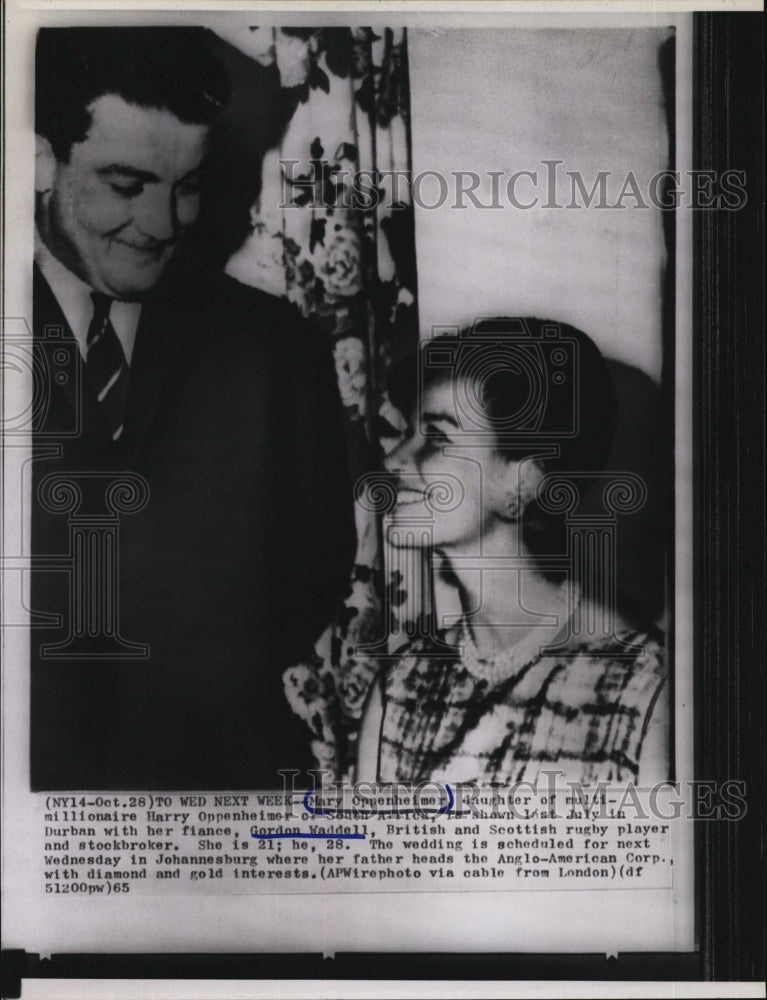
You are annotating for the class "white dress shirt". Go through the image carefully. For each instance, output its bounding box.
[34,232,142,364]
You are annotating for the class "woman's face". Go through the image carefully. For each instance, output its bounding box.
[384,375,519,553]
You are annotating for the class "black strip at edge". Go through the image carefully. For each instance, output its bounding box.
[694,9,766,984]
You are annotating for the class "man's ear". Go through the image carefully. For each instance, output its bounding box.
[35,135,57,193]
[500,457,544,520]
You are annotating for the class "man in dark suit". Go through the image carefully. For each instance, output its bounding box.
[31,28,355,789]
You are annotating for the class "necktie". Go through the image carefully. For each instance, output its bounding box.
[86,292,129,441]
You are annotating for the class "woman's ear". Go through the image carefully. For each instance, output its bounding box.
[501,457,544,520]
[35,135,56,194]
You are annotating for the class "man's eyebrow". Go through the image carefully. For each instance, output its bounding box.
[422,411,460,428]
[96,165,161,183]
[95,161,207,185]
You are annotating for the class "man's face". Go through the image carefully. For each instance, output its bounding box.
[41,94,209,298]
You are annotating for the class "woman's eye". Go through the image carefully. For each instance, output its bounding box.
[425,424,450,442]
[110,182,143,198]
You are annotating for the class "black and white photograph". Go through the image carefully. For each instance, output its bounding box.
[1,2,764,997]
[26,20,677,793]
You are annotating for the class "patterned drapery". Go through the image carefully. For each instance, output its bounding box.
[219,27,418,777]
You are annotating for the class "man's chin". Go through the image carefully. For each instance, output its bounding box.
[102,265,169,301]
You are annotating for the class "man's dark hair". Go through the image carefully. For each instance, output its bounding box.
[36,27,231,161]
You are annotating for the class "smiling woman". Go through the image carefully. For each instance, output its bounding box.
[357,318,669,787]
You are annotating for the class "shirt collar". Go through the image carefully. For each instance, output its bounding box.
[34,231,142,364]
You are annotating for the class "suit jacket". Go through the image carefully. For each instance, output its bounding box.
[30,254,356,790]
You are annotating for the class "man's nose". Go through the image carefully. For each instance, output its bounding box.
[133,187,177,243]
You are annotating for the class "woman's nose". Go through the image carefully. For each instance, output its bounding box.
[383,432,416,474]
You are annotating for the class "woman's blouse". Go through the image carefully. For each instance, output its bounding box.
[376,616,667,785]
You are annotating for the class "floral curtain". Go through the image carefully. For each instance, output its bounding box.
[217,26,419,778]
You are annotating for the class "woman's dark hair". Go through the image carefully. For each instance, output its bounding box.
[36,28,231,161]
[387,317,618,570]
